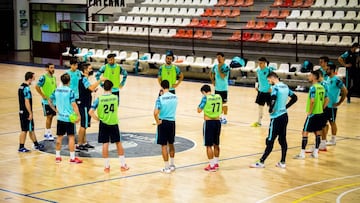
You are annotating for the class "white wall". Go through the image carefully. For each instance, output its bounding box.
[14,0,30,50]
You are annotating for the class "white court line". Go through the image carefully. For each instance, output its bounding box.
[0,153,49,163]
[336,187,360,203]
[256,174,360,203]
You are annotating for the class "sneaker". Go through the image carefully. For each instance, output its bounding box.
[251,122,261,127]
[275,162,286,169]
[121,164,129,172]
[326,140,336,146]
[204,164,217,172]
[311,152,319,158]
[214,163,219,169]
[220,118,227,125]
[169,164,176,172]
[305,147,314,153]
[160,167,171,174]
[34,144,45,151]
[249,161,265,168]
[69,157,83,164]
[44,134,54,141]
[84,143,95,149]
[319,147,327,152]
[293,154,305,159]
[76,145,88,151]
[18,147,30,153]
[55,157,62,163]
[104,167,110,173]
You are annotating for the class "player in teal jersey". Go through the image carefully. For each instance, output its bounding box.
[49,73,82,164]
[35,63,56,141]
[95,53,127,104]
[89,80,129,173]
[66,57,82,100]
[198,84,222,172]
[18,72,44,152]
[210,52,229,124]
[154,80,178,173]
[319,56,329,81]
[324,62,348,146]
[251,57,276,127]
[157,50,184,94]
[294,71,328,160]
[250,72,297,169]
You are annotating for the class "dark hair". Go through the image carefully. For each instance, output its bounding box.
[267,71,279,78]
[166,50,174,57]
[216,52,225,57]
[327,61,336,71]
[161,80,170,89]
[61,73,70,84]
[311,70,320,80]
[319,56,329,62]
[351,43,359,48]
[25,72,34,81]
[45,63,54,68]
[200,84,211,93]
[70,57,78,65]
[79,62,90,73]
[258,57,267,62]
[107,53,116,58]
[103,80,113,91]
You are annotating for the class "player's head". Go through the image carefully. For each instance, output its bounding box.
[61,73,71,85]
[258,57,268,69]
[319,56,329,68]
[107,53,116,65]
[351,43,359,52]
[165,50,174,65]
[326,61,336,75]
[69,57,78,70]
[216,52,225,64]
[161,80,170,90]
[267,71,279,85]
[45,63,55,75]
[309,70,320,83]
[103,80,113,91]
[25,72,35,85]
[79,62,93,76]
[200,84,211,94]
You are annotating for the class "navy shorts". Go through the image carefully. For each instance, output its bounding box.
[203,120,221,146]
[215,90,228,103]
[56,120,76,136]
[98,121,121,143]
[267,113,288,141]
[79,104,91,128]
[303,114,325,132]
[42,104,56,116]
[19,113,34,132]
[156,120,175,145]
[324,107,337,123]
[255,91,271,106]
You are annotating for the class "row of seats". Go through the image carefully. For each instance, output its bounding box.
[188,18,227,28]
[201,8,240,17]
[129,7,204,16]
[269,34,358,46]
[173,29,213,39]
[100,26,177,37]
[141,0,217,6]
[273,21,360,33]
[214,0,254,7]
[228,32,273,42]
[257,9,290,19]
[287,10,360,20]
[62,48,139,63]
[271,0,314,8]
[312,0,360,8]
[115,16,192,26]
[244,20,276,30]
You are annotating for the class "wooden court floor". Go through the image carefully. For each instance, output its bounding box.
[0,63,359,202]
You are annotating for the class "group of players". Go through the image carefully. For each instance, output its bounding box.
[17,49,348,173]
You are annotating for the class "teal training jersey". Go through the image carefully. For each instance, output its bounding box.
[256,66,274,93]
[154,92,178,121]
[327,75,345,108]
[270,82,294,118]
[50,86,76,122]
[211,63,229,91]
[66,69,82,99]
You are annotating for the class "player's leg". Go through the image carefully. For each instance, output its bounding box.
[327,108,338,145]
[168,121,176,171]
[204,121,217,171]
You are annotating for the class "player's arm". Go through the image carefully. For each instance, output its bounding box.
[48,93,57,112]
[219,65,229,79]
[153,98,162,125]
[119,67,128,88]
[307,98,315,115]
[268,95,277,113]
[87,77,106,92]
[197,96,206,113]
[173,68,184,88]
[88,108,99,121]
[209,67,215,85]
[338,53,351,68]
[95,65,105,81]
[336,86,348,107]
[35,76,46,99]
[286,93,298,109]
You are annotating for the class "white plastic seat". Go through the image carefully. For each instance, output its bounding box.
[333,11,345,19]
[134,27,143,35]
[150,28,160,36]
[286,22,297,30]
[343,23,354,32]
[163,7,171,14]
[287,10,300,19]
[125,16,134,24]
[337,67,346,79]
[100,25,111,33]
[116,51,127,61]
[320,10,333,19]
[133,16,141,24]
[193,0,201,5]
[279,34,294,44]
[312,0,325,8]
[126,27,135,35]
[315,35,328,45]
[339,36,353,46]
[164,18,174,26]
[209,0,217,5]
[97,50,111,61]
[142,0,153,4]
[158,28,169,37]
[92,49,104,62]
[298,10,311,19]
[327,35,340,46]
[147,7,155,14]
[174,18,182,26]
[155,7,163,15]
[140,17,149,25]
[355,12,360,20]
[167,0,176,5]
[323,0,335,7]
[187,8,196,16]
[297,22,308,30]
[129,7,140,14]
[184,0,192,5]
[307,22,319,31]
[291,34,305,44]
[116,16,126,23]
[348,0,360,8]
[178,8,188,16]
[195,8,204,16]
[170,7,179,16]
[328,23,342,33]
[353,24,360,33]
[273,21,286,30]
[176,0,185,5]
[242,61,256,73]
[110,26,119,34]
[268,33,283,43]
[309,10,322,19]
[168,29,177,37]
[126,52,139,62]
[344,11,356,20]
[274,63,290,79]
[156,17,165,25]
[181,18,190,26]
[319,22,330,31]
[268,62,278,70]
[139,7,147,14]
[302,35,316,45]
[149,17,157,25]
[119,26,127,34]
[335,0,347,7]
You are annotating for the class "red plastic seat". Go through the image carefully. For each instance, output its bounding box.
[247,32,262,42]
[198,18,209,27]
[174,29,185,38]
[229,9,240,17]
[225,0,235,6]
[291,0,303,7]
[245,20,256,29]
[267,9,280,18]
[220,8,231,17]
[189,18,199,27]
[201,8,213,17]
[211,8,222,17]
[183,29,193,38]
[193,30,204,39]
[216,20,227,28]
[280,0,293,7]
[271,0,282,7]
[207,19,218,28]
[302,0,313,7]
[228,31,241,41]
[255,21,266,29]
[263,21,276,30]
[201,30,212,39]
[241,32,251,41]
[257,9,269,18]
[243,0,254,6]
[215,0,227,6]
[277,10,290,19]
[258,33,272,42]
[234,0,244,6]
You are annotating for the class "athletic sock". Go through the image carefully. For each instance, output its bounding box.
[170,157,174,165]
[104,158,110,168]
[55,150,61,157]
[315,135,321,149]
[70,152,75,160]
[119,155,126,166]
[301,137,308,150]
